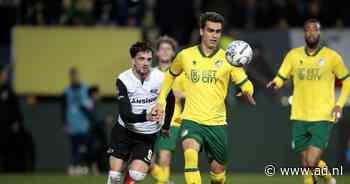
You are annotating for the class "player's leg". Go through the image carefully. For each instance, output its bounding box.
[152,126,180,184]
[124,133,157,184]
[306,122,335,184]
[204,125,228,184]
[209,160,226,184]
[318,160,336,184]
[125,160,149,184]
[152,150,171,184]
[181,120,204,184]
[106,124,132,184]
[108,156,125,184]
[292,121,316,184]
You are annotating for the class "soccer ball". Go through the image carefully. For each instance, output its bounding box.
[225,40,253,67]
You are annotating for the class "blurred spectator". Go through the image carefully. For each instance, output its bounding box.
[95,0,117,25]
[0,64,35,172]
[347,139,350,164]
[62,67,93,175]
[86,86,108,174]
[60,0,96,26]
[154,0,197,46]
[116,0,145,26]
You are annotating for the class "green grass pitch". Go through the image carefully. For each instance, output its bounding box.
[0,173,349,184]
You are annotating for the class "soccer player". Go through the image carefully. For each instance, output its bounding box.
[151,36,185,184]
[106,41,171,184]
[63,67,93,175]
[152,12,255,184]
[267,19,350,184]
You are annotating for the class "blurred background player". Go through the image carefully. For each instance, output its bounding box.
[106,41,172,184]
[151,36,186,184]
[62,67,93,175]
[267,19,350,184]
[0,64,35,173]
[152,12,255,184]
[86,85,108,175]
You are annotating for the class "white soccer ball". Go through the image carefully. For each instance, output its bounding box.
[225,40,253,67]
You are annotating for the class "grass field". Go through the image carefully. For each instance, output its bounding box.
[0,173,349,184]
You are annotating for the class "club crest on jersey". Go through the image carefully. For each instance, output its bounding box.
[319,58,325,66]
[214,60,224,68]
[191,69,200,83]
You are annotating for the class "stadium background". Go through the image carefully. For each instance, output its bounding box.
[1,0,350,183]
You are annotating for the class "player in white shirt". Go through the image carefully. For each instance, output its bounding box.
[107,42,173,184]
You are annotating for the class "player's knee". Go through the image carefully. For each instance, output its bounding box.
[129,170,147,181]
[107,170,121,184]
[159,154,171,167]
[209,171,226,184]
[210,161,225,174]
[305,157,319,168]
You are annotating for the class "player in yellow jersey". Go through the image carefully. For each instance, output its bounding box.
[151,36,185,184]
[151,12,255,184]
[267,19,350,184]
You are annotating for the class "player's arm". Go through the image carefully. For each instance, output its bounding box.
[231,66,256,105]
[267,51,293,89]
[160,90,176,137]
[333,52,350,121]
[153,52,184,118]
[116,79,148,123]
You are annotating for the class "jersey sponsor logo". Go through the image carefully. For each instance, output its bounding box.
[190,69,218,84]
[297,68,321,81]
[130,97,157,104]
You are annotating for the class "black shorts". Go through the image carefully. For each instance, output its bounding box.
[107,123,157,165]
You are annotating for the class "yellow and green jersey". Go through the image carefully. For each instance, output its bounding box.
[274,46,349,122]
[159,45,253,126]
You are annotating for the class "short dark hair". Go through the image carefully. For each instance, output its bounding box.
[156,35,178,51]
[304,18,321,30]
[69,67,78,76]
[129,41,153,58]
[199,12,225,29]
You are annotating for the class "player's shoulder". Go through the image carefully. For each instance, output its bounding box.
[322,46,341,57]
[288,47,304,55]
[177,45,198,55]
[118,68,133,83]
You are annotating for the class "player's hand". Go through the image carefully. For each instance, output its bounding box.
[266,80,278,90]
[160,128,170,138]
[150,103,164,121]
[236,92,256,106]
[146,112,160,121]
[332,105,343,123]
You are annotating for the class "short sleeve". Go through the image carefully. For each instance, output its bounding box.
[333,52,349,80]
[169,51,184,76]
